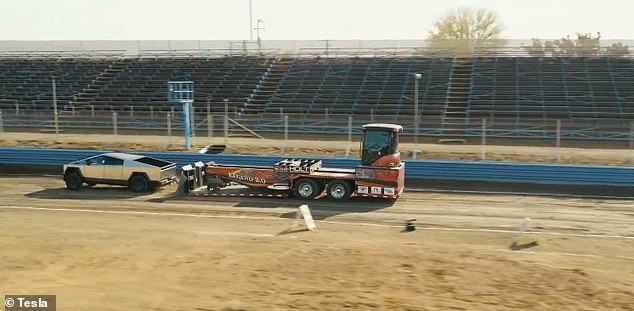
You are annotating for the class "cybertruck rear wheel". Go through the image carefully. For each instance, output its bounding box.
[129,174,150,192]
[65,172,83,191]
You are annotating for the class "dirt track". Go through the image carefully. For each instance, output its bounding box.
[1,176,632,310]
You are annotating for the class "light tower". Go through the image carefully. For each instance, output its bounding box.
[167,81,194,150]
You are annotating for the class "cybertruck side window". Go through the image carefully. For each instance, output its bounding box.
[104,156,124,166]
[87,156,106,166]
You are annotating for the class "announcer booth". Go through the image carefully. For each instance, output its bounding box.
[167,81,194,150]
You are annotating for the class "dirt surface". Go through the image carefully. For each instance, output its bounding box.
[1,132,634,166]
[0,176,632,310]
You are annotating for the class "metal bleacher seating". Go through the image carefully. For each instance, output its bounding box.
[0,56,113,112]
[261,55,452,128]
[82,56,274,115]
[0,52,453,131]
[467,55,634,138]
[1,47,633,140]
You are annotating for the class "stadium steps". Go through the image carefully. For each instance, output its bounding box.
[245,56,295,115]
[242,57,280,113]
[72,58,129,107]
[441,57,472,137]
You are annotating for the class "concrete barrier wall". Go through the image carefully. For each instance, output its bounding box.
[1,147,633,186]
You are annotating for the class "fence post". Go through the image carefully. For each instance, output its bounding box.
[284,114,289,142]
[113,111,118,140]
[557,119,561,163]
[630,121,634,164]
[130,106,134,119]
[90,105,95,119]
[54,112,59,141]
[207,102,212,138]
[223,99,229,145]
[481,118,487,161]
[167,112,172,144]
[207,114,213,138]
[0,110,3,134]
[283,114,288,155]
[345,115,353,157]
[630,121,633,150]
[150,106,154,119]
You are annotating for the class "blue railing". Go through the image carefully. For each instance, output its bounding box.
[1,147,634,186]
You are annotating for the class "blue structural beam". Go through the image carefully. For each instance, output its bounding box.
[1,147,634,187]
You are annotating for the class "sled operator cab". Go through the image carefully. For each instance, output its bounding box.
[360,123,403,167]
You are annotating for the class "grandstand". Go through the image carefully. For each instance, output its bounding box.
[0,56,113,110]
[75,55,275,114]
[466,53,634,139]
[0,43,633,141]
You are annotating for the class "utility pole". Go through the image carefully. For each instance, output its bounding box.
[255,19,265,51]
[249,0,253,40]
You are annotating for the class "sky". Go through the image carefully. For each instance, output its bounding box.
[0,0,633,41]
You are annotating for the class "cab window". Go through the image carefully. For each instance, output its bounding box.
[104,156,124,166]
[86,156,106,166]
